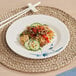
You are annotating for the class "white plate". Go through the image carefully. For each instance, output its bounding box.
[6,15,70,59]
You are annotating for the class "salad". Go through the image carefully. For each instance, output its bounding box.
[20,23,54,51]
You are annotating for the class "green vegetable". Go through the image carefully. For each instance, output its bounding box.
[31,22,42,27]
[24,40,30,50]
[29,40,40,51]
[43,24,48,26]
[20,33,23,36]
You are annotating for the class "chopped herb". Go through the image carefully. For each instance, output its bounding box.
[39,47,41,50]
[36,33,39,36]
[43,24,48,26]
[48,30,51,32]
[25,31,28,34]
[52,37,54,38]
[20,33,23,36]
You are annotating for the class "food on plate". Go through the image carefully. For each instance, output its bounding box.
[20,23,54,51]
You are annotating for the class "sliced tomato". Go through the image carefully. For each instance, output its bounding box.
[32,27,37,33]
[42,35,50,43]
[46,39,50,43]
[42,35,48,39]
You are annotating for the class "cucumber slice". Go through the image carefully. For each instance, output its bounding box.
[31,23,42,27]
[24,40,30,50]
[29,40,40,51]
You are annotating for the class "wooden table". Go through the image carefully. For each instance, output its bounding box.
[0,0,76,76]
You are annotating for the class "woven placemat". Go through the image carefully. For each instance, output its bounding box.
[0,6,76,73]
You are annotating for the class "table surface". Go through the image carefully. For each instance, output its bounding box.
[0,0,76,76]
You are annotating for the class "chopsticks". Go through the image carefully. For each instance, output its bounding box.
[0,2,41,29]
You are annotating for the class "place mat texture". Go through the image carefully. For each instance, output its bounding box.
[0,6,76,72]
